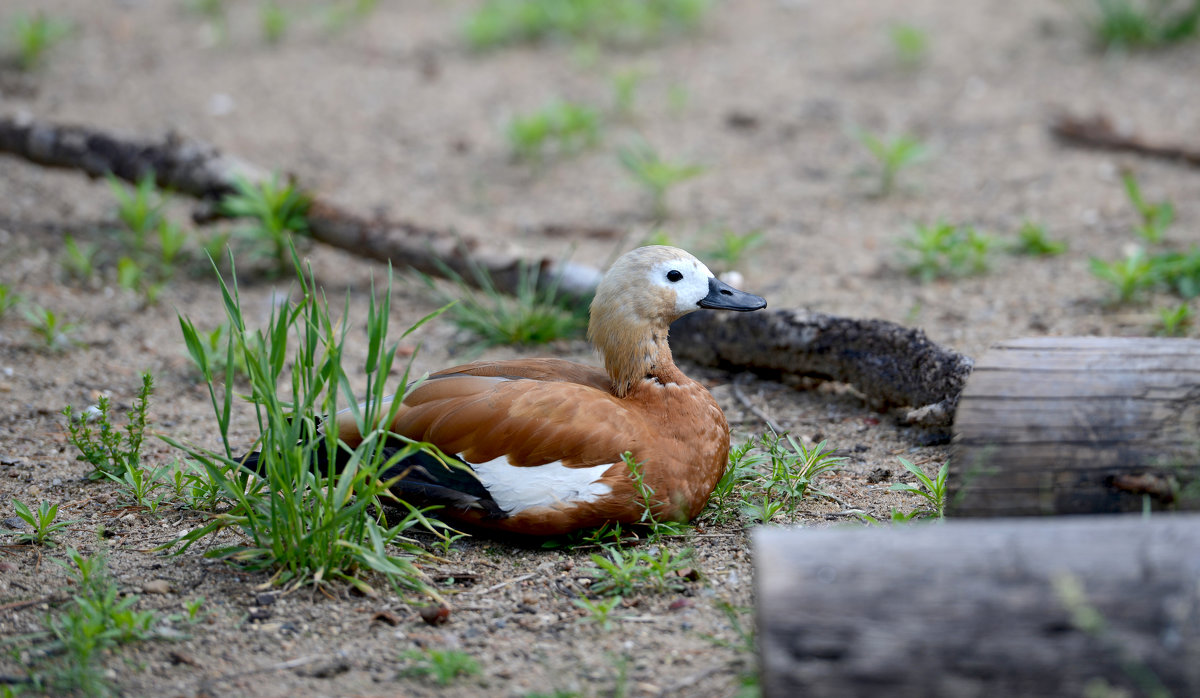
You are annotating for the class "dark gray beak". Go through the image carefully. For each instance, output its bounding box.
[698,276,767,311]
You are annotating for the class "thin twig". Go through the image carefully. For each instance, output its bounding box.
[0,595,66,612]
[731,374,784,434]
[468,573,536,595]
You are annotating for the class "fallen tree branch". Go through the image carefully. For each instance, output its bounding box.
[670,310,973,426]
[0,114,972,423]
[1050,112,1200,168]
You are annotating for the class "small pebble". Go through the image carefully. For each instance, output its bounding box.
[142,579,171,595]
[418,605,451,626]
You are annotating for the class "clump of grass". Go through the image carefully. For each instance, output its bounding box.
[889,23,928,68]
[1155,302,1193,336]
[398,648,481,686]
[507,100,602,161]
[583,545,695,597]
[1089,0,1200,50]
[890,458,949,519]
[1011,221,1067,256]
[1090,247,1154,304]
[431,259,588,349]
[6,12,72,71]
[573,595,623,630]
[64,373,154,481]
[22,305,81,352]
[857,130,927,196]
[219,173,312,276]
[704,229,764,272]
[13,548,161,696]
[464,0,711,50]
[1122,171,1174,244]
[611,67,645,117]
[61,235,99,282]
[617,141,705,219]
[0,282,21,319]
[3,500,75,546]
[260,1,290,43]
[705,432,843,525]
[901,222,996,281]
[167,249,452,597]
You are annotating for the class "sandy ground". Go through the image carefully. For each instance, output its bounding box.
[1,0,1198,696]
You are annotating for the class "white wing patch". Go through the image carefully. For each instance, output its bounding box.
[470,455,615,514]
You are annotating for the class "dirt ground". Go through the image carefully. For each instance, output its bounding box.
[1,0,1198,696]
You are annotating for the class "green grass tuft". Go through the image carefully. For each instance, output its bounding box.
[464,0,711,50]
[901,222,996,281]
[1090,0,1200,49]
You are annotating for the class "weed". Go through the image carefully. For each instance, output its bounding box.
[617,141,705,219]
[1090,247,1154,303]
[1121,171,1175,244]
[3,500,75,546]
[260,1,290,43]
[707,438,764,523]
[1089,0,1200,49]
[890,458,949,519]
[0,282,21,319]
[1012,221,1067,256]
[324,0,380,31]
[1151,246,1200,298]
[704,229,764,272]
[573,595,623,630]
[889,23,928,68]
[22,305,81,352]
[1155,302,1193,336]
[64,373,153,481]
[430,258,587,349]
[399,648,481,686]
[464,0,711,50]
[103,460,172,514]
[901,221,995,281]
[107,172,163,251]
[219,173,312,275]
[61,235,99,282]
[857,130,927,196]
[166,459,224,511]
[743,434,844,523]
[6,12,71,71]
[507,100,602,161]
[611,67,645,116]
[182,597,207,624]
[167,250,452,597]
[583,545,693,596]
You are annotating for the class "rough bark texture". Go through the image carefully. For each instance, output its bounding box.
[1051,112,1200,168]
[950,336,1200,516]
[755,516,1200,698]
[670,309,974,424]
[0,115,975,417]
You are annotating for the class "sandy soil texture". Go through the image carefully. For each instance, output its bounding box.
[1,0,1197,696]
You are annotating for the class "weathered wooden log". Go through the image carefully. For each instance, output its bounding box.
[755,515,1200,698]
[949,337,1200,516]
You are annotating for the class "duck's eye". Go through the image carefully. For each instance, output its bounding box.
[666,270,683,282]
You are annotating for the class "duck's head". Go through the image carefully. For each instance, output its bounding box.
[589,246,766,394]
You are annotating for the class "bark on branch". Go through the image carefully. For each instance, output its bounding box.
[0,115,971,423]
[1051,112,1200,168]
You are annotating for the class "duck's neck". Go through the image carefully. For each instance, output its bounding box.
[589,310,686,398]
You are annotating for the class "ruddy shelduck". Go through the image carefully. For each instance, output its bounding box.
[291,246,764,535]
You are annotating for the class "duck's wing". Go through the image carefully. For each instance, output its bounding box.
[380,374,649,519]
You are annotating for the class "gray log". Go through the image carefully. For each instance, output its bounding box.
[949,336,1200,516]
[755,516,1200,698]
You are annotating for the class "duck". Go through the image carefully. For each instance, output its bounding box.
[303,246,764,535]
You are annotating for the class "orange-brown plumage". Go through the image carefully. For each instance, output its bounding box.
[334,246,766,535]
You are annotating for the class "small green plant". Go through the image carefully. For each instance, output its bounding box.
[399,648,481,686]
[23,305,81,352]
[857,130,927,196]
[704,229,764,272]
[1089,0,1200,49]
[901,222,996,281]
[107,172,163,250]
[64,372,154,481]
[583,545,693,597]
[611,67,645,116]
[219,173,312,275]
[889,23,928,68]
[104,460,172,513]
[1090,247,1154,303]
[1122,171,1174,244]
[1012,221,1068,256]
[463,0,711,50]
[890,458,949,519]
[707,438,763,523]
[61,235,99,282]
[573,595,623,630]
[506,100,602,161]
[324,0,380,31]
[260,1,290,43]
[431,259,587,348]
[182,597,207,624]
[620,452,692,539]
[742,434,844,523]
[4,500,75,546]
[0,282,21,319]
[1155,302,1193,336]
[617,141,705,219]
[6,12,72,71]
